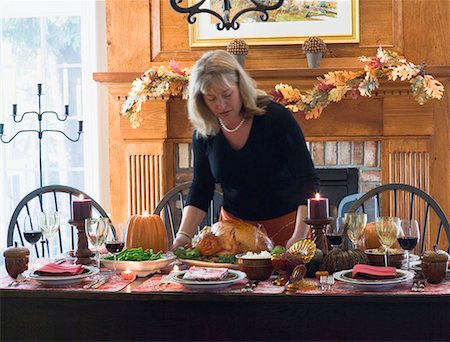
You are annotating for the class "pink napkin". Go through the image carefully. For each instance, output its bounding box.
[34,263,85,276]
[352,264,397,280]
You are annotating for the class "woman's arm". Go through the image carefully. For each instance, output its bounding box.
[285,205,310,249]
[171,205,207,250]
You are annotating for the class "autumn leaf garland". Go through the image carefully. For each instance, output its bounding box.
[272,47,445,119]
[121,48,444,127]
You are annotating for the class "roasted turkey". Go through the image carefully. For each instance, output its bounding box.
[193,220,273,256]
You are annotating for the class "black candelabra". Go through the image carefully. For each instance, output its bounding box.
[0,83,83,187]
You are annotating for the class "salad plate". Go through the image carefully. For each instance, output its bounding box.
[179,258,239,270]
[101,253,176,277]
[334,269,415,291]
[167,269,246,290]
[27,266,99,287]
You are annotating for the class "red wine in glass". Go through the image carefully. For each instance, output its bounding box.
[24,231,43,245]
[105,241,125,254]
[327,235,343,247]
[397,237,418,251]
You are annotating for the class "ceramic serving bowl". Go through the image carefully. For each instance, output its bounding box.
[235,254,273,281]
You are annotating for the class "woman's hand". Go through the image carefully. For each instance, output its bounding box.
[171,234,192,251]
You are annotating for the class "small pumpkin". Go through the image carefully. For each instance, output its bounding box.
[320,249,369,274]
[364,222,400,249]
[126,214,168,252]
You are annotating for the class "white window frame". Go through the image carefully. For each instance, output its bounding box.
[0,0,109,250]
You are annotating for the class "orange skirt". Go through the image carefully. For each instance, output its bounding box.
[219,208,297,247]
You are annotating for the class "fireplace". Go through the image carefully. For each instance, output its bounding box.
[316,168,359,214]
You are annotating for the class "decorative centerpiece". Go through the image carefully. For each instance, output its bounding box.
[271,239,316,286]
[302,36,327,68]
[227,39,249,67]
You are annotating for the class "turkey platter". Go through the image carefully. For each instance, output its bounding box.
[193,219,274,256]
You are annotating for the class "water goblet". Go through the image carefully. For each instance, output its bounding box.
[397,219,420,270]
[105,223,126,273]
[375,216,400,267]
[85,217,109,269]
[345,212,367,250]
[38,212,60,261]
[326,217,345,250]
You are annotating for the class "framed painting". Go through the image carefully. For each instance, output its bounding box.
[189,0,359,47]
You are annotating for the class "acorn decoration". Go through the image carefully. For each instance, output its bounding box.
[4,243,30,278]
[227,39,249,68]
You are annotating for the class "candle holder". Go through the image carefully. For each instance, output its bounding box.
[68,219,92,265]
[0,83,83,187]
[304,218,333,254]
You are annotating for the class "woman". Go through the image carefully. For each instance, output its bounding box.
[172,50,319,250]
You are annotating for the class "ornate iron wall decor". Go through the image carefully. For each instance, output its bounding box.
[169,0,284,30]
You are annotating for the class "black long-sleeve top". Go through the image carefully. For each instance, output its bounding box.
[186,101,319,221]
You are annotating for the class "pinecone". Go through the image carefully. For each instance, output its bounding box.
[302,36,327,54]
[227,39,249,56]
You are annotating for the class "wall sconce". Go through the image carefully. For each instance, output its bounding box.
[169,0,284,31]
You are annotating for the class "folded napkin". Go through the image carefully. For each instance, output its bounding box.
[34,263,85,276]
[183,267,228,281]
[352,264,397,280]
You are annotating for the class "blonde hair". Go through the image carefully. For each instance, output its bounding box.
[188,50,272,137]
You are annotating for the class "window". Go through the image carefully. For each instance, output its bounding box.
[0,0,108,251]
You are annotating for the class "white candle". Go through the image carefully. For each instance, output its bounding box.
[62,67,69,105]
[36,50,44,84]
[0,84,4,123]
[11,68,17,104]
[76,78,82,120]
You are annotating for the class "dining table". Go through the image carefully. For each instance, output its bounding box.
[1,263,450,342]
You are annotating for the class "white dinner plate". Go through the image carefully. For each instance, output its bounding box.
[334,269,415,291]
[101,254,176,277]
[167,269,246,290]
[179,258,240,270]
[27,266,99,287]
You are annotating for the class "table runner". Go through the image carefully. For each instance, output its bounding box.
[132,274,450,295]
[132,274,285,294]
[0,274,132,292]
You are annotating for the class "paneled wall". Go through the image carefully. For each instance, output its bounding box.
[95,0,450,248]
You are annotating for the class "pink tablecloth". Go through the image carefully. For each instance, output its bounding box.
[0,274,132,292]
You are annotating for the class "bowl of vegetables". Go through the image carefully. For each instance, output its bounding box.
[101,248,176,277]
[173,246,239,270]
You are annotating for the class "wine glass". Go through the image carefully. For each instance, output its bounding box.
[326,217,345,250]
[345,212,367,250]
[375,216,400,267]
[23,215,43,269]
[85,217,109,269]
[397,219,420,270]
[38,212,60,262]
[105,223,126,273]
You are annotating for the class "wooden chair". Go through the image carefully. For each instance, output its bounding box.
[337,192,378,222]
[348,183,450,253]
[153,181,223,245]
[7,185,110,257]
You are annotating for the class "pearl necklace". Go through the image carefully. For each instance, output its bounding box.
[218,117,246,133]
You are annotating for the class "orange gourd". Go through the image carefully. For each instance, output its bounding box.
[363,222,400,249]
[125,214,168,252]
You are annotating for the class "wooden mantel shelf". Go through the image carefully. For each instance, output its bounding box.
[93,65,450,84]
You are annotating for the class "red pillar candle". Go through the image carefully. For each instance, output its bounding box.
[307,193,329,219]
[73,195,92,221]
